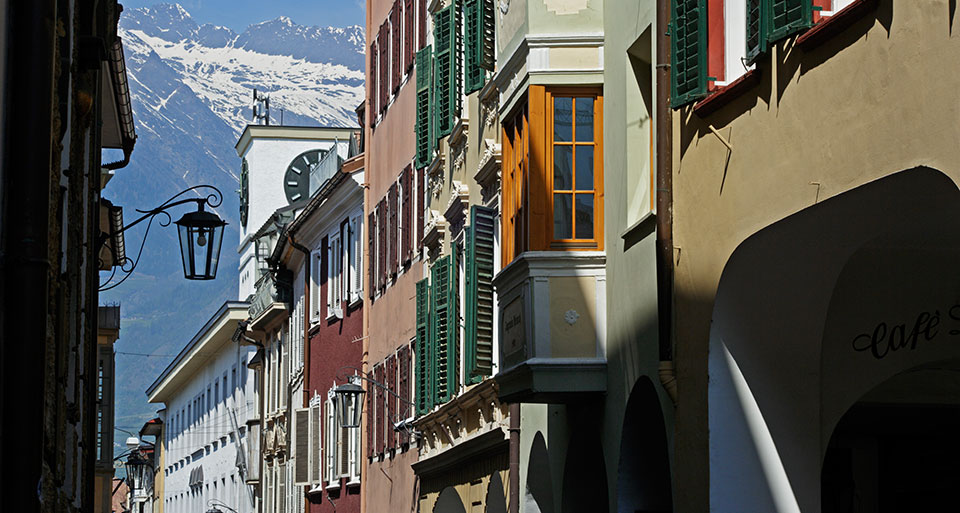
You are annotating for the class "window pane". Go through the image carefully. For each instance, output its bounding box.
[553,145,573,190]
[554,97,573,142]
[554,193,572,239]
[575,194,594,239]
[575,146,593,191]
[575,97,594,141]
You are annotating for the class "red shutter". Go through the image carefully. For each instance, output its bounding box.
[389,183,399,276]
[379,23,389,114]
[374,364,385,455]
[370,42,378,119]
[416,167,425,251]
[386,354,397,451]
[391,3,401,92]
[401,165,412,264]
[418,0,427,49]
[368,211,376,299]
[378,199,387,290]
[404,0,414,72]
[366,364,375,457]
[398,345,410,445]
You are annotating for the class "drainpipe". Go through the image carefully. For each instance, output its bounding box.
[656,0,678,405]
[508,403,520,513]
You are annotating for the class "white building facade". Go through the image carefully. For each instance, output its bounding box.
[147,302,258,513]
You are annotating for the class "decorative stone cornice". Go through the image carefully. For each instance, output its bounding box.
[475,139,502,191]
[423,210,447,253]
[413,379,508,460]
[443,181,471,239]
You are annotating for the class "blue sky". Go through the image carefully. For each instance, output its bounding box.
[122,0,365,32]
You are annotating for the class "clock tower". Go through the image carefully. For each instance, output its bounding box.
[234,125,357,301]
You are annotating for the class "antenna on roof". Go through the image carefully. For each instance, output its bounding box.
[252,88,270,126]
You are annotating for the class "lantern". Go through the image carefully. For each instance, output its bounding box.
[334,377,365,428]
[175,206,226,280]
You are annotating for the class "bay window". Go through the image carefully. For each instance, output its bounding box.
[501,86,604,267]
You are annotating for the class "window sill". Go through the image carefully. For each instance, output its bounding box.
[693,69,762,118]
[306,485,324,496]
[797,0,879,50]
[325,482,341,492]
[346,477,361,488]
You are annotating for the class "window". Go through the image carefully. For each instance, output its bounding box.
[311,249,323,321]
[548,93,601,245]
[327,229,343,318]
[672,0,817,107]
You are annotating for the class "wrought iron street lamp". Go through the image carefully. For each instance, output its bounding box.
[333,368,417,435]
[334,376,365,428]
[99,185,227,290]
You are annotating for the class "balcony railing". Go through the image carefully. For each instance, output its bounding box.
[493,251,607,403]
[309,148,343,196]
[248,270,292,322]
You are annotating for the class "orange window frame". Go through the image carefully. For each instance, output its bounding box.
[545,87,603,250]
[501,103,529,267]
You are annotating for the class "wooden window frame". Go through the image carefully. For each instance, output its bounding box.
[544,87,604,250]
[500,101,528,267]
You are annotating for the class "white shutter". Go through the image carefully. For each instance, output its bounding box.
[294,408,310,485]
[277,463,285,513]
[325,398,337,485]
[350,215,362,303]
[314,252,323,321]
[311,403,322,485]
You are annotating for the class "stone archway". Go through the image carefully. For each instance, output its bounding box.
[821,362,960,512]
[617,376,672,513]
[706,167,960,512]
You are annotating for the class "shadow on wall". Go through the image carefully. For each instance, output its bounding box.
[434,486,466,513]
[525,432,554,513]
[561,425,608,513]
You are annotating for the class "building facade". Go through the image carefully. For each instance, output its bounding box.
[237,124,358,513]
[668,0,960,510]
[0,1,137,511]
[271,141,366,513]
[362,0,428,510]
[147,302,257,513]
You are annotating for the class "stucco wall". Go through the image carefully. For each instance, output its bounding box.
[672,1,960,509]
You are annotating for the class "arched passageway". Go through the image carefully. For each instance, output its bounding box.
[707,167,960,511]
[822,363,960,512]
[617,377,672,513]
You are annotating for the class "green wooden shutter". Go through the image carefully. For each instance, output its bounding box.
[479,0,495,71]
[670,0,708,109]
[746,0,764,63]
[433,2,461,138]
[464,206,495,382]
[445,246,459,400]
[431,254,458,404]
[747,0,812,63]
[769,0,812,41]
[415,46,433,169]
[415,278,433,415]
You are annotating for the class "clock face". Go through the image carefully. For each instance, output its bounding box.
[284,149,326,204]
[239,158,249,228]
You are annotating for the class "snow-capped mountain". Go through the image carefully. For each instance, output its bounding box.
[102,3,364,441]
[120,3,365,135]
